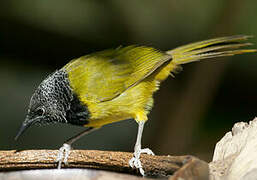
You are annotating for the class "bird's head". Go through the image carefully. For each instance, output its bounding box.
[15,70,73,140]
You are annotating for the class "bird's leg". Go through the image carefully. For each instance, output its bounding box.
[56,127,97,169]
[129,121,154,176]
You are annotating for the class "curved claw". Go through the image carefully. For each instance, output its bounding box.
[56,143,71,169]
[129,148,155,176]
[129,156,145,175]
[140,148,154,155]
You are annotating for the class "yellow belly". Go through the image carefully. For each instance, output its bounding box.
[83,77,158,127]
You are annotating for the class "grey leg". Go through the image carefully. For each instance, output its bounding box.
[129,121,155,176]
[56,127,98,169]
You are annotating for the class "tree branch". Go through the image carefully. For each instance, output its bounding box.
[0,150,209,179]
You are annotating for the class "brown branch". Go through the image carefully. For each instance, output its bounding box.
[0,150,209,179]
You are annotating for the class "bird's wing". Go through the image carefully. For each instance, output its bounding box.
[64,46,171,102]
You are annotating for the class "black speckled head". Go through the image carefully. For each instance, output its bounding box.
[15,69,90,140]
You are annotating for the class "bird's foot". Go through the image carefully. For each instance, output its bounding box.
[56,143,71,169]
[129,148,155,176]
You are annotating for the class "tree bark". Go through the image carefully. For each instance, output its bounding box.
[209,117,257,180]
[0,150,209,179]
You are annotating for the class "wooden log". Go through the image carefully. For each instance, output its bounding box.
[209,117,257,180]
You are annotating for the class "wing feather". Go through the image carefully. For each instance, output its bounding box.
[64,46,171,102]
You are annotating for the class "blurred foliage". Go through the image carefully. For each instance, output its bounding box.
[0,0,256,162]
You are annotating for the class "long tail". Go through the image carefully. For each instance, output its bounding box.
[166,35,256,65]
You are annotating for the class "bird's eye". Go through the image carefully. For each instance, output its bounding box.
[35,108,45,116]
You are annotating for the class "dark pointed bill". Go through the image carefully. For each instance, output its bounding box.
[14,119,35,141]
[15,123,29,140]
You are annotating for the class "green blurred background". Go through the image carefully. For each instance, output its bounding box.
[0,0,256,162]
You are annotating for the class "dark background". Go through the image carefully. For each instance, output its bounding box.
[0,0,256,162]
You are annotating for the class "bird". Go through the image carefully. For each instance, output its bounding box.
[15,35,256,176]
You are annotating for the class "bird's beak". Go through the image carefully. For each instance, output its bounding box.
[15,117,38,141]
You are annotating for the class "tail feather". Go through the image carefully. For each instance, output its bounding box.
[166,35,256,65]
